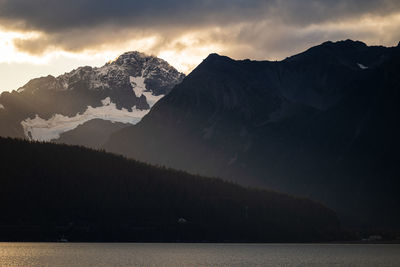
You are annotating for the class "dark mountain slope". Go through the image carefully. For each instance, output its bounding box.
[104,40,400,228]
[0,137,341,242]
[53,119,129,149]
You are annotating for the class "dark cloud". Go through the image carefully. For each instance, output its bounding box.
[0,0,272,32]
[1,0,399,32]
[1,0,400,57]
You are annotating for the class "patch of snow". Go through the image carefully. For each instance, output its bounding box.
[143,91,163,107]
[0,104,4,109]
[17,88,25,93]
[101,97,112,106]
[130,76,146,97]
[357,63,368,69]
[21,98,150,142]
[130,75,164,107]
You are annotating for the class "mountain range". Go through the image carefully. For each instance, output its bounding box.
[0,51,184,148]
[1,40,399,231]
[104,40,400,228]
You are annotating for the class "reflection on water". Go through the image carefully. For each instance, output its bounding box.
[0,243,399,266]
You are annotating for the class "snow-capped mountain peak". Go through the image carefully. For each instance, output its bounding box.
[111,51,150,65]
[17,51,184,95]
[0,51,185,142]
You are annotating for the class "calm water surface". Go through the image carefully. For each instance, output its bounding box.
[0,243,399,266]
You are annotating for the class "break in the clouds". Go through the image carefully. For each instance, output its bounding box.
[1,0,400,91]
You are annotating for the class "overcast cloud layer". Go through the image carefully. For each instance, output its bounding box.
[1,0,400,56]
[0,0,400,91]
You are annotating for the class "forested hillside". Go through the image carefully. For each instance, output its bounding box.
[0,138,342,242]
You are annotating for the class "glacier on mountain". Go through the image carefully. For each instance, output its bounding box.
[21,71,169,142]
[21,97,151,142]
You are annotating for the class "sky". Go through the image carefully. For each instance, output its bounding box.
[0,0,400,93]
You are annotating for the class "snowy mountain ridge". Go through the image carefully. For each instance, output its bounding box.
[0,51,185,143]
[18,51,184,94]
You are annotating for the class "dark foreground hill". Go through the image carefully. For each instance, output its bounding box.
[104,40,400,229]
[0,137,341,242]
